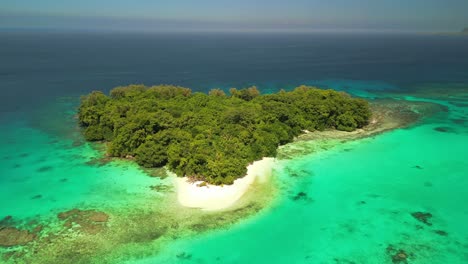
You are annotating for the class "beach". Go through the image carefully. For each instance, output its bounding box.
[174,157,275,211]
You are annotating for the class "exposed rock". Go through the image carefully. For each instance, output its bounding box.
[0,227,36,247]
[411,212,433,226]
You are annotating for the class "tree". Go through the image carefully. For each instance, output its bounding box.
[78,84,371,185]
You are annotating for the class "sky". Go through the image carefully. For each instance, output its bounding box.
[1,0,468,32]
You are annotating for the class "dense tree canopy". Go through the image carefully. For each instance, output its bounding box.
[78,84,371,184]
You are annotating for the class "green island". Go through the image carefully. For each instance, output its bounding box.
[78,85,371,184]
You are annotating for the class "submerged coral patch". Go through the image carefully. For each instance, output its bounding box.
[85,157,112,167]
[176,252,192,260]
[36,166,53,173]
[291,191,312,202]
[0,216,14,228]
[434,230,448,236]
[0,227,36,247]
[433,126,456,133]
[451,118,466,125]
[411,212,433,226]
[57,209,109,234]
[149,185,173,193]
[386,245,412,264]
[31,194,42,200]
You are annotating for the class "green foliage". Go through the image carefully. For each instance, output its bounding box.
[78,84,371,185]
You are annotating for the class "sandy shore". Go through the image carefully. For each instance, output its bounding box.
[174,157,275,211]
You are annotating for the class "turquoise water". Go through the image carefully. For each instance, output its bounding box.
[129,91,468,263]
[1,32,468,263]
[0,111,166,222]
[1,86,467,263]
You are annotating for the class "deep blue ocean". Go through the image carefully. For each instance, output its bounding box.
[1,32,468,263]
[1,32,468,114]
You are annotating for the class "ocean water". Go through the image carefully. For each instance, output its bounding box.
[0,32,467,263]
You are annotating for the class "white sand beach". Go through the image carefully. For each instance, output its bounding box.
[174,157,275,211]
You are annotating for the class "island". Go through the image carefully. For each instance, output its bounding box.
[463,28,468,34]
[79,85,371,182]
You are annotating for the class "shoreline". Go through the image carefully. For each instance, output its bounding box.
[173,157,275,211]
[173,99,446,211]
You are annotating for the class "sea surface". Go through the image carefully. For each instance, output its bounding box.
[0,32,467,263]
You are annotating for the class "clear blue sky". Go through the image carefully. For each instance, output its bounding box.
[1,0,467,32]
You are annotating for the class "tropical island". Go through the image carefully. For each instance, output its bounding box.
[78,85,371,186]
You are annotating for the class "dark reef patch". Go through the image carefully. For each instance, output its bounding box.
[85,157,112,167]
[59,178,68,183]
[451,118,466,125]
[413,165,423,170]
[333,257,357,264]
[0,227,36,247]
[57,209,109,235]
[12,164,22,169]
[411,212,433,226]
[31,194,42,200]
[424,181,433,187]
[450,102,468,108]
[433,126,456,133]
[48,139,60,144]
[150,185,172,193]
[176,252,192,260]
[0,216,14,228]
[32,225,43,234]
[36,166,53,173]
[19,153,29,158]
[386,245,412,264]
[434,230,448,236]
[36,157,47,163]
[71,140,84,147]
[291,191,310,202]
